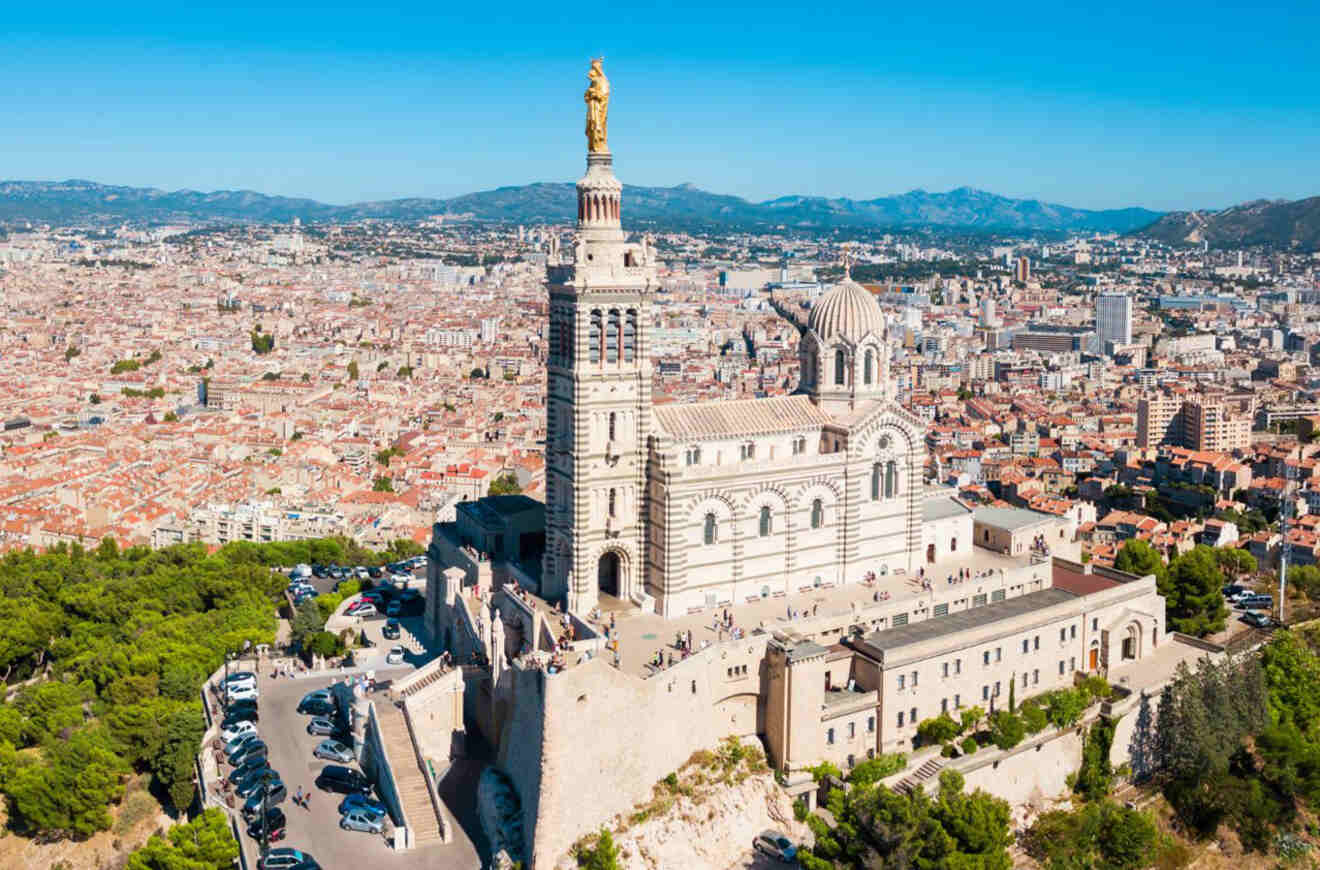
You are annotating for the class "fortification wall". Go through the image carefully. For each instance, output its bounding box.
[959,729,1085,806]
[498,635,769,867]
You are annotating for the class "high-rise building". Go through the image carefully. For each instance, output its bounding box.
[1095,292,1133,350]
[479,317,500,343]
[1137,393,1182,448]
[980,296,997,327]
[1182,398,1252,453]
[1014,256,1030,283]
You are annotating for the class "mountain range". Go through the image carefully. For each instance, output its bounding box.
[0,179,1163,234]
[1136,196,1320,249]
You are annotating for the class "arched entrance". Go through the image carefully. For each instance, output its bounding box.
[598,551,621,597]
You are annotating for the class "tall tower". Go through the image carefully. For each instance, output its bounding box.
[542,60,658,613]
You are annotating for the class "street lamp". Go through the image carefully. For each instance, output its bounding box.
[257,769,279,856]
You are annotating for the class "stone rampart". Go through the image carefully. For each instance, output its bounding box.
[498,633,771,867]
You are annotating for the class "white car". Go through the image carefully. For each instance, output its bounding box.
[386,646,406,664]
[227,683,259,703]
[221,720,258,744]
[355,566,369,579]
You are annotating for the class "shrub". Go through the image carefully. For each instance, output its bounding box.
[916,713,961,747]
[990,710,1026,750]
[1021,701,1049,734]
[960,736,979,756]
[847,753,905,786]
[793,798,808,822]
[941,743,956,758]
[1079,674,1112,702]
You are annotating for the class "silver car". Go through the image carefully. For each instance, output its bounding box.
[753,830,798,863]
[340,807,385,834]
[313,739,355,763]
[306,716,339,736]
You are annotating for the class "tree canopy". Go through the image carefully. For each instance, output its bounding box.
[488,472,522,496]
[1160,545,1228,636]
[0,537,297,839]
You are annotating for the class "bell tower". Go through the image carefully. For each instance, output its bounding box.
[542,60,656,614]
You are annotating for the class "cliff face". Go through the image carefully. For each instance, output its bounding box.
[555,741,810,870]
[1136,195,1320,249]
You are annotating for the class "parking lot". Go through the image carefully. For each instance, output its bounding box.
[222,666,486,870]
[217,560,488,870]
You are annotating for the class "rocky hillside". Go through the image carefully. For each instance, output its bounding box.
[0,178,1161,232]
[557,738,810,870]
[1136,195,1320,249]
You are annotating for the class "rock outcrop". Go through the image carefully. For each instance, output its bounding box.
[557,739,810,870]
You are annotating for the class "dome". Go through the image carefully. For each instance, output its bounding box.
[806,278,887,343]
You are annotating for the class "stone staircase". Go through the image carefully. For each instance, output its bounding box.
[375,703,445,846]
[893,756,944,796]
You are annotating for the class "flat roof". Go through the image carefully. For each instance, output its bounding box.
[924,496,973,523]
[855,586,1078,657]
[974,505,1058,532]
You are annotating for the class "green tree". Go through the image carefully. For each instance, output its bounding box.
[1215,547,1257,580]
[347,360,359,380]
[989,710,1026,750]
[916,713,960,747]
[1020,700,1048,734]
[1114,539,1167,583]
[1045,688,1089,728]
[396,365,413,378]
[488,472,522,496]
[959,705,986,734]
[125,807,239,870]
[250,328,275,354]
[290,598,323,649]
[1161,545,1227,636]
[1260,631,1320,731]
[7,728,130,837]
[846,753,906,786]
[372,476,394,492]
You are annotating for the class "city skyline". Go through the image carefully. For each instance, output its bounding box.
[2,0,1317,212]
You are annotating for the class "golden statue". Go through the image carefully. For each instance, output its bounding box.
[584,58,610,153]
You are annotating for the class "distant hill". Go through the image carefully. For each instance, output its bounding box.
[0,178,1163,233]
[1136,196,1320,249]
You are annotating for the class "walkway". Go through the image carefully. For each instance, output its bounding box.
[374,702,446,847]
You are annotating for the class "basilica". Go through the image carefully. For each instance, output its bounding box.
[538,75,927,619]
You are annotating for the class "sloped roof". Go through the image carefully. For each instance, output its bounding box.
[652,394,833,441]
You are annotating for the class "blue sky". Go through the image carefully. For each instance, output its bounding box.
[2,0,1317,211]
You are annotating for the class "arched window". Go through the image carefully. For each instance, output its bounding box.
[759,505,772,537]
[864,349,874,385]
[811,499,824,529]
[623,309,637,362]
[703,513,718,545]
[606,309,620,363]
[608,487,617,518]
[608,411,616,442]
[834,349,846,386]
[871,463,882,501]
[589,310,602,363]
[885,460,898,499]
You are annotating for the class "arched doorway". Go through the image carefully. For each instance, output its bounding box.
[598,551,621,598]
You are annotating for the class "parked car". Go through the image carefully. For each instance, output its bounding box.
[299,697,335,717]
[367,566,383,579]
[753,830,798,863]
[228,758,271,786]
[313,739,355,763]
[382,619,401,640]
[306,716,341,737]
[315,764,370,795]
[246,806,287,842]
[221,707,259,728]
[338,793,388,818]
[356,566,369,579]
[385,600,402,618]
[228,683,259,703]
[340,808,385,834]
[386,646,405,665]
[1222,583,1247,598]
[297,689,333,714]
[312,565,328,578]
[221,720,258,744]
[347,602,378,618]
[256,847,314,869]
[236,769,282,798]
[229,739,269,768]
[1243,610,1276,628]
[224,730,260,755]
[1240,593,1274,610]
[242,781,288,817]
